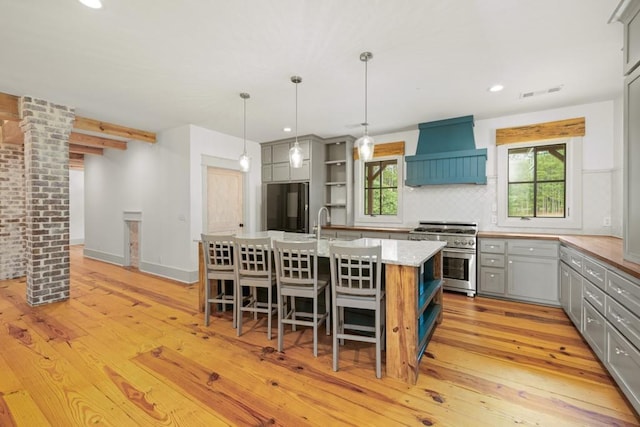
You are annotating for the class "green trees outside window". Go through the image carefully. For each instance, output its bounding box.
[364,159,398,215]
[508,143,566,218]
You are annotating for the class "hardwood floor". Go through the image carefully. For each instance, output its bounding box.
[0,246,638,426]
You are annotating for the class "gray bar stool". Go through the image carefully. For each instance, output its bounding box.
[273,239,330,357]
[329,244,385,378]
[201,234,238,328]
[234,236,277,340]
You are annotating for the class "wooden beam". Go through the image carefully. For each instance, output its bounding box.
[0,93,20,121]
[69,152,84,160]
[74,116,156,143]
[495,117,586,145]
[353,141,405,160]
[1,120,23,145]
[69,144,103,156]
[69,132,127,150]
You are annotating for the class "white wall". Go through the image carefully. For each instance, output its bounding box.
[365,99,620,235]
[83,123,261,283]
[69,169,84,244]
[84,126,194,282]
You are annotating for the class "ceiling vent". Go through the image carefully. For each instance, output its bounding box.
[520,85,564,99]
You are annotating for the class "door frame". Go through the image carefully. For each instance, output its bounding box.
[201,154,250,234]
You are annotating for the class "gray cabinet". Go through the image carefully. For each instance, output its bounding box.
[478,239,506,296]
[261,139,312,182]
[559,262,570,311]
[624,64,640,263]
[559,243,640,414]
[615,0,640,263]
[478,238,559,306]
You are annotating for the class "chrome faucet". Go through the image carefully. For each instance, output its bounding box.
[316,206,330,240]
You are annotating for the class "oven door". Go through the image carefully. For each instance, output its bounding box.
[442,248,476,296]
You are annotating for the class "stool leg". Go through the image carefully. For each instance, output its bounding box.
[204,278,211,327]
[313,294,318,357]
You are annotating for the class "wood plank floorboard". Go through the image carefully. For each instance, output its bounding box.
[0,245,637,426]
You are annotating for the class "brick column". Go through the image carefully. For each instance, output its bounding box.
[0,141,26,280]
[20,97,75,306]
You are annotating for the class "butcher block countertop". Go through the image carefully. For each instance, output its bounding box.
[479,231,640,280]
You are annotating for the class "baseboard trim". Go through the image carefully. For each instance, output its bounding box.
[139,261,197,285]
[83,248,124,266]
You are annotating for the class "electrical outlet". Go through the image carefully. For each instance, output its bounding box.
[603,216,611,227]
[491,215,497,224]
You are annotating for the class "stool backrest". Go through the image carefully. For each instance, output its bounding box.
[329,245,382,297]
[273,240,318,287]
[234,236,272,278]
[201,234,235,272]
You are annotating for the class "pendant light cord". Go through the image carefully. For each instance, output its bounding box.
[243,96,247,152]
[295,79,299,144]
[364,55,368,133]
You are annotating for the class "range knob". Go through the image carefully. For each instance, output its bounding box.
[454,240,461,245]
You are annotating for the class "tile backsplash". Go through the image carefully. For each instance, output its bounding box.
[402,170,620,237]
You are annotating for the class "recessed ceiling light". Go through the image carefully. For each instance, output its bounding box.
[78,0,102,9]
[488,84,504,92]
[283,127,292,132]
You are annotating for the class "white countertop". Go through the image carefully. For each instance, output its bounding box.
[205,231,446,267]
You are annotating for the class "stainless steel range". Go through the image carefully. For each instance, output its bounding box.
[408,221,477,297]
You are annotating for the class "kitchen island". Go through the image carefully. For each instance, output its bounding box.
[199,232,446,384]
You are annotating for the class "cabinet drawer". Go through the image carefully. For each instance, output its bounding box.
[607,270,640,315]
[607,297,640,351]
[480,253,505,268]
[583,280,605,316]
[479,267,506,295]
[606,324,640,414]
[582,257,606,290]
[562,246,584,273]
[507,240,558,258]
[480,239,505,254]
[583,301,606,360]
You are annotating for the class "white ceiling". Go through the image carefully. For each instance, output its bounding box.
[0,0,623,144]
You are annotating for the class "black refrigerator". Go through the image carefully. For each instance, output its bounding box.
[265,182,309,233]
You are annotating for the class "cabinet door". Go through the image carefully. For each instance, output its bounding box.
[261,165,272,182]
[507,255,559,305]
[290,159,310,181]
[271,163,290,181]
[606,324,640,415]
[479,267,506,295]
[272,142,291,163]
[261,145,272,164]
[560,262,571,312]
[625,66,640,263]
[569,269,583,330]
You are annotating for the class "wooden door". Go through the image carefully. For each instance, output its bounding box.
[127,220,139,269]
[207,167,244,234]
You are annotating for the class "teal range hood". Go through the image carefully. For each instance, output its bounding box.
[405,115,487,186]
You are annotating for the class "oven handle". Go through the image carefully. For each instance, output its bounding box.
[443,248,476,259]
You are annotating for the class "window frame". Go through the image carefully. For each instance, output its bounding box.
[354,154,404,225]
[497,137,582,229]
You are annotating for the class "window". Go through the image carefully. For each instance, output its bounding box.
[497,138,582,229]
[355,150,404,225]
[364,159,398,216]
[507,143,566,218]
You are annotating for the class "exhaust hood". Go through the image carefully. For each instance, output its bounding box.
[405,115,487,186]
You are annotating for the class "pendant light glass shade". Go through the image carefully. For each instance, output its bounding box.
[239,92,250,172]
[355,52,374,162]
[289,76,304,168]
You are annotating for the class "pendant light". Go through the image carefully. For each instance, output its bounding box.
[355,52,374,161]
[239,92,250,172]
[289,76,304,168]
